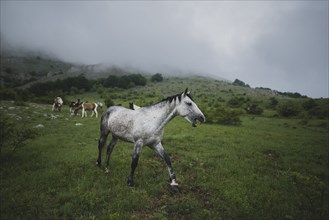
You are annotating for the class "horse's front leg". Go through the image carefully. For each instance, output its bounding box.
[127,141,143,187]
[152,142,179,191]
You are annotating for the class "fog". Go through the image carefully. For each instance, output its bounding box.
[1,1,328,97]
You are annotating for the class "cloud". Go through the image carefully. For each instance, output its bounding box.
[1,1,328,97]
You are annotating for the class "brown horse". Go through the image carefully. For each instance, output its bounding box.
[73,101,102,118]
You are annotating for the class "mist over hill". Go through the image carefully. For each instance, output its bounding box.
[0,50,311,100]
[0,48,227,87]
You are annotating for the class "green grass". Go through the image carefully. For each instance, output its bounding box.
[1,100,328,219]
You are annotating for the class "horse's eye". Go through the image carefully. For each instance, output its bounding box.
[186,102,192,106]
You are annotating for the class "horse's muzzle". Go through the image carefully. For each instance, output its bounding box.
[192,115,206,127]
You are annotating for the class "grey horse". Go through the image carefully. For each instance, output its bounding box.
[97,89,205,190]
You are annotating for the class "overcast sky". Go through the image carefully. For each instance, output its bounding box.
[1,1,328,98]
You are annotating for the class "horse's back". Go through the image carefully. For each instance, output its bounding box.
[101,106,136,142]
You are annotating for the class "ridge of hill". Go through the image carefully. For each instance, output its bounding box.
[0,54,309,99]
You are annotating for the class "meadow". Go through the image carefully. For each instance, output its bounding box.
[0,95,328,219]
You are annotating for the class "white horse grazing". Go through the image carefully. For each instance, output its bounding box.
[52,97,63,111]
[97,89,205,191]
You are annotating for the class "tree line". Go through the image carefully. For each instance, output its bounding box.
[0,73,163,103]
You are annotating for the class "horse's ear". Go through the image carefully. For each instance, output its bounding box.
[184,88,188,95]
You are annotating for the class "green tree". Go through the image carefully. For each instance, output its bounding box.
[151,73,163,82]
[129,74,147,86]
[104,75,119,88]
[233,79,250,87]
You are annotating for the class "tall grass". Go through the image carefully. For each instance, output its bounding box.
[1,101,328,219]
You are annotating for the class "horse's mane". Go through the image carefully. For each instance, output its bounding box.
[141,91,194,109]
[160,92,194,104]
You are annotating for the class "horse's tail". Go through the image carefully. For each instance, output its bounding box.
[97,109,111,166]
[100,110,111,134]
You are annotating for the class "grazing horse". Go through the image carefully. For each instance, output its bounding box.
[52,97,63,111]
[97,89,205,190]
[69,99,82,114]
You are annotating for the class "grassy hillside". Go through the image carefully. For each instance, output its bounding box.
[1,89,328,219]
[1,55,328,219]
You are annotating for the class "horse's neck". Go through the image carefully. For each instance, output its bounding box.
[145,101,177,132]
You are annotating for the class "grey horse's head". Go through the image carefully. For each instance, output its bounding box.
[175,89,206,127]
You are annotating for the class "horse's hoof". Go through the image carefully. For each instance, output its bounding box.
[127,180,134,188]
[168,184,180,194]
[104,167,110,174]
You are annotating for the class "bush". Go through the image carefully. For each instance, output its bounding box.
[104,98,115,108]
[302,99,317,110]
[308,106,329,119]
[0,113,38,154]
[29,75,92,96]
[277,101,300,117]
[0,88,17,100]
[268,97,279,109]
[227,97,246,108]
[103,74,147,89]
[151,73,163,82]
[246,103,263,115]
[206,107,243,125]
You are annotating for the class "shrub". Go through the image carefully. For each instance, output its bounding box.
[105,98,115,108]
[0,88,17,100]
[151,73,163,82]
[268,97,279,109]
[0,113,38,154]
[29,75,91,96]
[206,107,243,125]
[218,108,243,125]
[246,103,263,115]
[302,99,317,110]
[308,106,329,119]
[103,74,147,89]
[227,96,246,108]
[277,101,300,117]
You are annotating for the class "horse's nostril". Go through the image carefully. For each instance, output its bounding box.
[199,115,205,123]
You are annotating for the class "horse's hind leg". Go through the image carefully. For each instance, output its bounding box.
[97,129,109,167]
[127,141,143,187]
[104,136,118,173]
